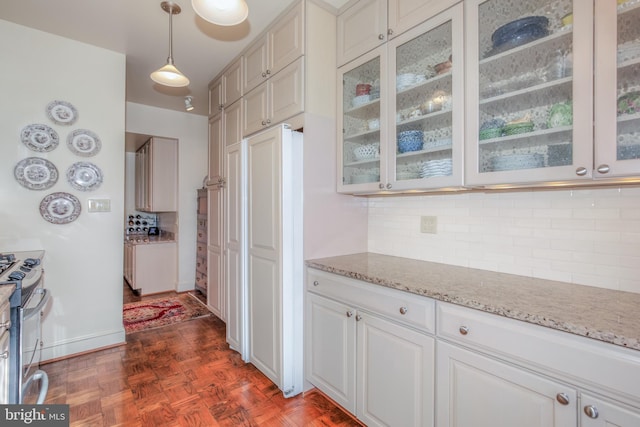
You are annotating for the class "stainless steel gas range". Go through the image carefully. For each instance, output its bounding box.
[0,251,50,404]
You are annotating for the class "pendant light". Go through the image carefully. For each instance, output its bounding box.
[150,2,190,87]
[191,0,249,26]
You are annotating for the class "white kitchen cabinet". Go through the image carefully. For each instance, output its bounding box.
[243,1,304,94]
[134,137,178,212]
[436,300,640,427]
[224,99,243,146]
[581,393,640,427]
[243,57,304,136]
[207,186,224,320]
[224,57,243,107]
[338,4,464,193]
[208,75,224,117]
[208,113,223,184]
[306,268,436,426]
[436,340,577,427]
[307,292,356,412]
[593,1,640,180]
[124,242,177,295]
[337,0,459,67]
[246,125,304,397]
[224,140,246,358]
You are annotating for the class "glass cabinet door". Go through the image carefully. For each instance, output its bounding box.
[388,4,464,191]
[338,48,387,193]
[594,0,640,179]
[465,0,594,186]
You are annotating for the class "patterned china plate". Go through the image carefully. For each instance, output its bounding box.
[66,161,103,191]
[14,157,59,190]
[20,124,60,152]
[46,100,78,126]
[39,192,81,224]
[67,129,101,157]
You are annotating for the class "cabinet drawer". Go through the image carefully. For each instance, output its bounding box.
[437,302,640,403]
[307,268,435,334]
[197,229,207,243]
[197,218,207,229]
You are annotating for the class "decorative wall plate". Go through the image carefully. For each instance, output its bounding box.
[14,157,59,190]
[46,100,78,125]
[39,192,81,224]
[20,124,59,152]
[66,161,103,191]
[67,129,101,157]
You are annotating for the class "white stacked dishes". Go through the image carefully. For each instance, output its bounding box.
[396,73,416,91]
[352,94,371,107]
[491,153,544,171]
[420,159,453,178]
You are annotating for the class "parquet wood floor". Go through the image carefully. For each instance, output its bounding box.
[41,284,362,426]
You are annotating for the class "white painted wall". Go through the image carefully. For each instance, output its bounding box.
[0,20,126,359]
[125,102,209,291]
[368,186,640,293]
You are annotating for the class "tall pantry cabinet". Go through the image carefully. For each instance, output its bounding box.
[206,0,369,397]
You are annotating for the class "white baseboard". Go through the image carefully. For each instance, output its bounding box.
[41,328,126,362]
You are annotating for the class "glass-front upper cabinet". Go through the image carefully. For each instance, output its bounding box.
[465,0,594,186]
[594,0,640,179]
[387,3,464,191]
[338,48,387,193]
[337,4,463,194]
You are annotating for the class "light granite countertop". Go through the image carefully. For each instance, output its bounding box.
[0,285,15,307]
[306,252,640,352]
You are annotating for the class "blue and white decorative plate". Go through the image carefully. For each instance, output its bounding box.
[39,192,81,224]
[46,100,78,126]
[66,161,103,191]
[14,157,58,190]
[20,123,59,152]
[67,129,101,157]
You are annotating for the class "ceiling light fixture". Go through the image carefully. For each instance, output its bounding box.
[191,0,249,26]
[150,2,190,87]
[185,96,194,111]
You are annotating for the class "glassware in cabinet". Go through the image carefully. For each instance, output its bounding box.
[338,48,386,192]
[466,0,594,186]
[594,0,640,179]
[388,4,463,190]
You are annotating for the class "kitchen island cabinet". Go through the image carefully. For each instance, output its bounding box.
[305,253,640,427]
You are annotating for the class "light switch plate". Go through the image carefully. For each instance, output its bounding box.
[420,216,437,234]
[88,199,111,212]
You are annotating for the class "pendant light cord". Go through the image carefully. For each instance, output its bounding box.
[167,3,175,65]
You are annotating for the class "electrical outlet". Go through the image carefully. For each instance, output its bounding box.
[420,216,437,234]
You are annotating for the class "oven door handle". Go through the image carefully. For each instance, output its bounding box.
[21,370,49,404]
[23,288,50,321]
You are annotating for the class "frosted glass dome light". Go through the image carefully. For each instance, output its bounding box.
[192,0,249,26]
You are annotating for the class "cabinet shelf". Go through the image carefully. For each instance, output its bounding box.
[396,72,452,106]
[344,128,381,143]
[396,144,453,159]
[478,125,572,148]
[396,109,452,132]
[618,56,640,71]
[480,77,573,115]
[344,97,381,118]
[344,157,381,167]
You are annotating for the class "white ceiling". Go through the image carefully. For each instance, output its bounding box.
[1,0,350,116]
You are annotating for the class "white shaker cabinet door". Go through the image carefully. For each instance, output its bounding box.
[357,311,435,427]
[581,393,640,427]
[436,341,577,427]
[337,0,387,67]
[306,293,357,413]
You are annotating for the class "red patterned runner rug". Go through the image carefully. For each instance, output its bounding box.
[123,293,210,334]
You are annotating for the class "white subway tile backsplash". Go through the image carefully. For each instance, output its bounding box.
[368,187,640,293]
